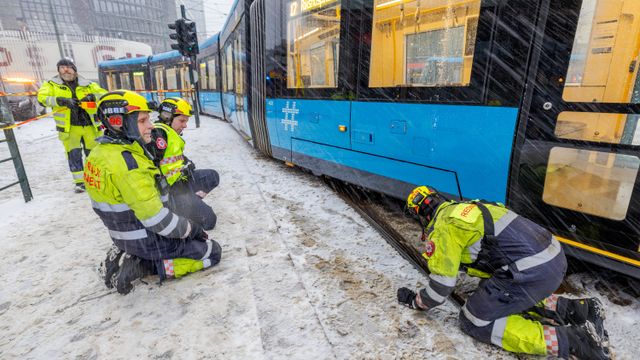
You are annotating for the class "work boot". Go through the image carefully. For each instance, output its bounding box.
[74,183,86,193]
[111,254,153,295]
[565,321,611,360]
[559,297,607,343]
[99,246,124,289]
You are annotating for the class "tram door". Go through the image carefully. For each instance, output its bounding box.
[510,0,640,274]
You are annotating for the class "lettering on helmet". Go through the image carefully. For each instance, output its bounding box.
[108,115,123,127]
[161,105,173,112]
[156,137,167,149]
[460,204,476,218]
[104,107,125,114]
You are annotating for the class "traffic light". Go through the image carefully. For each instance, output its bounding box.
[167,19,199,57]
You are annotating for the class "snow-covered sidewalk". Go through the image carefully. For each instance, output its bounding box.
[0,116,636,359]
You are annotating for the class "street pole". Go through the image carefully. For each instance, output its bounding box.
[180,5,201,128]
[48,0,65,59]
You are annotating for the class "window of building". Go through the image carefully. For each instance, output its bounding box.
[286,0,341,89]
[543,147,639,220]
[369,0,480,87]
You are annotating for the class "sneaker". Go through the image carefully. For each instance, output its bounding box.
[74,183,86,193]
[98,246,124,289]
[111,254,153,295]
[567,321,611,360]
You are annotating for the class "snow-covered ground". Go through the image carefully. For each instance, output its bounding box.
[0,116,638,359]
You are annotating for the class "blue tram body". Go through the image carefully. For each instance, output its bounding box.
[99,0,640,279]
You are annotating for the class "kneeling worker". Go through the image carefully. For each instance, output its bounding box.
[397,185,610,360]
[84,90,222,295]
[147,97,219,230]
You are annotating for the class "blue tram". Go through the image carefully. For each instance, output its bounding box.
[99,0,640,279]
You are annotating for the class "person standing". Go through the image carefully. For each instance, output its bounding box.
[38,57,107,192]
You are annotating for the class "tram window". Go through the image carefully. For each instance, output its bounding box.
[563,0,640,103]
[369,0,480,87]
[119,73,131,89]
[224,44,234,92]
[555,111,640,145]
[106,73,117,90]
[234,35,245,95]
[199,62,208,90]
[543,147,639,220]
[153,67,164,91]
[179,66,190,90]
[207,59,217,90]
[166,68,177,90]
[286,0,341,89]
[132,72,145,91]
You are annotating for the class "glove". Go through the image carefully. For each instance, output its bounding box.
[56,97,79,109]
[188,222,208,241]
[181,160,196,179]
[397,287,423,310]
[80,94,96,102]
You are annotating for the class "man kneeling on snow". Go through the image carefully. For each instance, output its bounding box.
[84,90,222,295]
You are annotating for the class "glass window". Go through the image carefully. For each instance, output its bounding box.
[563,0,640,103]
[179,65,190,90]
[286,0,341,88]
[133,72,145,90]
[555,111,640,145]
[153,67,164,91]
[234,36,245,95]
[207,59,217,90]
[199,62,208,90]
[166,68,177,90]
[224,44,234,92]
[119,72,131,89]
[543,147,639,220]
[369,0,481,87]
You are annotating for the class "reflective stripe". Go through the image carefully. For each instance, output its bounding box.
[53,112,65,118]
[163,259,175,277]
[467,239,482,261]
[164,167,182,179]
[462,303,491,327]
[512,236,562,272]
[72,172,84,180]
[425,283,446,304]
[490,317,507,348]
[140,207,170,228]
[160,194,169,203]
[159,155,184,166]
[429,273,457,287]
[543,325,560,357]
[109,229,147,240]
[203,259,212,268]
[201,240,213,260]
[156,214,178,237]
[182,221,192,239]
[91,200,131,212]
[494,211,517,235]
[46,96,57,107]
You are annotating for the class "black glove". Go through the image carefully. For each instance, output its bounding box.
[188,222,208,242]
[80,94,96,102]
[397,287,423,310]
[56,97,79,108]
[181,160,196,179]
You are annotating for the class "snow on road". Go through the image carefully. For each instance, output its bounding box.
[0,116,637,359]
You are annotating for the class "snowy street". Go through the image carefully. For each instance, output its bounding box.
[0,116,637,359]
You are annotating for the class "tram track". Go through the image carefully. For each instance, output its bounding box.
[324,178,466,308]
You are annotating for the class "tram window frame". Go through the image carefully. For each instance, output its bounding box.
[132,71,146,91]
[355,0,498,104]
[119,72,131,90]
[207,58,217,90]
[166,67,178,91]
[199,62,208,90]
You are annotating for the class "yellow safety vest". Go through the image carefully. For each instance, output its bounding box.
[154,122,187,185]
[37,75,106,132]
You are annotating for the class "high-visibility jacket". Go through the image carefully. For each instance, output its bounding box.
[37,75,106,132]
[418,201,563,309]
[84,137,192,246]
[152,122,187,185]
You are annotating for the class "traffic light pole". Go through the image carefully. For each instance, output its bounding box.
[178,5,200,128]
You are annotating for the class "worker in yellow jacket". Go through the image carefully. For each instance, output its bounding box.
[147,97,219,230]
[37,58,106,192]
[84,90,221,295]
[397,185,610,360]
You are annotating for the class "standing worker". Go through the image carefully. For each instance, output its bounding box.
[84,90,222,295]
[397,185,610,360]
[38,57,107,192]
[147,97,220,230]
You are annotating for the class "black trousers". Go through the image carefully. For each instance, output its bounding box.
[168,169,220,230]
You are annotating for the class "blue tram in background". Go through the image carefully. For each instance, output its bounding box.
[99,0,640,279]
